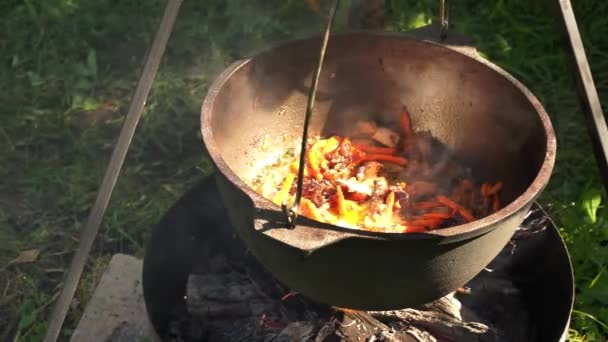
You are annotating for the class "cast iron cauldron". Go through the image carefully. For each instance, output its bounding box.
[200,26,556,310]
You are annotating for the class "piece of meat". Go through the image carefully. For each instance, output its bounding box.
[352,120,377,137]
[301,178,336,207]
[372,127,400,147]
[336,178,372,196]
[327,140,353,168]
[363,161,382,179]
[401,130,446,163]
[368,178,389,214]
[372,178,389,198]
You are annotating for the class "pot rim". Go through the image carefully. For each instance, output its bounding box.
[200,30,557,241]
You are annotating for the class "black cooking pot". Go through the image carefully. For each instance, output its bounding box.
[200,25,556,310]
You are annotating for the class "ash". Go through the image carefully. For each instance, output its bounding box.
[164,209,549,342]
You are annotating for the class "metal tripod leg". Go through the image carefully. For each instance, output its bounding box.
[550,0,608,191]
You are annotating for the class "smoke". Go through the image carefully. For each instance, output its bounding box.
[193,0,360,175]
[168,0,355,80]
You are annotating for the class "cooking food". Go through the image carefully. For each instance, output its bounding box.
[249,107,503,233]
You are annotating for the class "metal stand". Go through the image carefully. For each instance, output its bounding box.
[43,1,183,341]
[550,0,608,190]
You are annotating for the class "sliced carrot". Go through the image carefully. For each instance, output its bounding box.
[307,150,324,181]
[436,195,475,222]
[481,183,490,197]
[405,224,426,233]
[400,107,413,138]
[272,173,295,205]
[420,212,452,220]
[309,136,340,155]
[410,217,444,229]
[385,192,395,219]
[492,194,500,212]
[359,154,408,166]
[289,161,309,177]
[487,182,503,196]
[353,143,398,155]
[299,198,323,222]
[289,161,298,173]
[336,185,347,218]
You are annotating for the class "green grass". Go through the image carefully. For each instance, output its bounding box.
[0,0,606,341]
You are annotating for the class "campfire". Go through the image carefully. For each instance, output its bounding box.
[249,107,504,233]
[143,178,573,342]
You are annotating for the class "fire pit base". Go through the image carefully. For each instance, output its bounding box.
[142,176,573,342]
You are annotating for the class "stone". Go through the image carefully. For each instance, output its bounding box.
[71,254,159,342]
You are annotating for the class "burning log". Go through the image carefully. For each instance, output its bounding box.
[185,268,518,342]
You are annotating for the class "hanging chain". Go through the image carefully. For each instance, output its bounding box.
[439,0,450,40]
[282,0,341,228]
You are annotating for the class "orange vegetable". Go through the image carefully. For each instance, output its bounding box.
[290,161,309,177]
[353,143,398,155]
[481,183,490,197]
[400,107,413,138]
[488,182,503,196]
[307,150,324,181]
[420,212,452,220]
[436,195,475,222]
[385,191,395,219]
[272,173,295,205]
[492,194,500,212]
[405,224,426,233]
[411,217,443,229]
[359,154,408,166]
[250,113,507,233]
[299,198,323,222]
[336,185,347,217]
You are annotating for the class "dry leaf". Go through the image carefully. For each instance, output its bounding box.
[9,249,40,265]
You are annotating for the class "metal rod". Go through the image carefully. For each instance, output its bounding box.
[42,1,183,341]
[550,0,608,190]
[439,0,450,40]
[282,0,341,228]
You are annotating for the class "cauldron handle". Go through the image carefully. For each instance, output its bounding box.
[282,0,342,228]
[439,0,450,40]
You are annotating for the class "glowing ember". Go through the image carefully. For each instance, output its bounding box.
[249,107,503,233]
